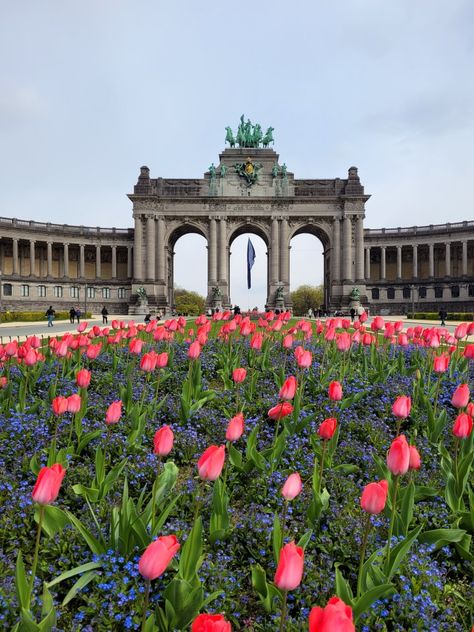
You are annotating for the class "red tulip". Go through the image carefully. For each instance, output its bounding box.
[279,376,297,400]
[296,350,312,368]
[371,316,385,331]
[463,344,474,359]
[0,377,7,389]
[138,535,180,580]
[250,332,263,350]
[360,480,388,514]
[309,596,355,632]
[76,368,91,389]
[454,322,468,339]
[129,338,144,355]
[198,445,225,481]
[281,473,302,500]
[268,402,293,420]
[67,393,82,414]
[52,396,68,416]
[23,348,38,366]
[328,381,343,401]
[226,413,244,442]
[467,402,474,417]
[318,417,337,440]
[86,343,102,359]
[153,425,174,456]
[232,368,247,383]
[282,334,293,349]
[274,541,304,591]
[336,332,351,352]
[392,395,411,419]
[156,352,169,368]
[188,341,201,360]
[451,384,470,409]
[32,464,66,505]
[387,434,410,475]
[191,613,231,631]
[105,400,122,425]
[409,445,421,470]
[452,412,473,438]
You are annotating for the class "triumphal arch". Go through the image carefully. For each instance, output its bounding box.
[128,116,369,312]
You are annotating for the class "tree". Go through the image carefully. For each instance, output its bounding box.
[174,287,206,316]
[290,284,324,316]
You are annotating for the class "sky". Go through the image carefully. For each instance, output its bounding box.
[1,1,473,309]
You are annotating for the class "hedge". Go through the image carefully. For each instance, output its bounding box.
[407,312,473,321]
[0,311,92,323]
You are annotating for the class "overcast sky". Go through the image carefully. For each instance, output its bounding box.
[1,1,473,309]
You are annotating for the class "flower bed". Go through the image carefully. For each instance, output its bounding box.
[0,314,473,631]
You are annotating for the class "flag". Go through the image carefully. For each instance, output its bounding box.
[247,238,256,289]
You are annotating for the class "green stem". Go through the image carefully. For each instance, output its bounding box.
[279,590,288,632]
[384,475,399,576]
[27,504,45,609]
[316,441,328,495]
[141,579,151,632]
[433,375,442,418]
[151,458,161,534]
[280,501,288,545]
[357,513,372,597]
[454,437,460,490]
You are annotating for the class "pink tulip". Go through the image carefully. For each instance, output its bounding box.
[77,321,88,333]
[232,368,247,383]
[32,464,66,505]
[451,384,470,409]
[226,413,244,442]
[67,394,82,414]
[198,445,225,481]
[392,395,411,419]
[191,614,231,632]
[52,396,68,416]
[454,323,468,339]
[268,402,294,420]
[274,541,304,591]
[328,381,342,401]
[188,341,201,360]
[408,445,421,470]
[309,596,355,632]
[140,352,156,372]
[296,350,312,368]
[433,354,449,373]
[156,352,169,368]
[138,535,180,580]
[250,332,263,350]
[281,473,302,500]
[279,376,297,401]
[336,333,351,352]
[282,334,293,349]
[452,413,473,439]
[153,425,174,456]
[387,434,410,476]
[105,400,122,425]
[86,343,102,360]
[76,368,91,389]
[360,480,388,514]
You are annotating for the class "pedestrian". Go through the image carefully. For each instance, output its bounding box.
[46,305,55,327]
[101,306,109,324]
[144,313,151,324]
[439,308,447,326]
[350,307,356,322]
[75,307,81,324]
[69,306,75,324]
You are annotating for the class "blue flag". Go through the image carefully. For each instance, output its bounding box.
[247,238,256,289]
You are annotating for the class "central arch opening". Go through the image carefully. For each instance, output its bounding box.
[229,230,268,312]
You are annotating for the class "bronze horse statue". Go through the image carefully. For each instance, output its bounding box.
[225,126,236,148]
[262,126,274,148]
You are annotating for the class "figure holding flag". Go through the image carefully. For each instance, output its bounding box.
[247,238,256,289]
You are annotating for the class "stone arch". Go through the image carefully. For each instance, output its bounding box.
[289,221,333,309]
[166,221,208,310]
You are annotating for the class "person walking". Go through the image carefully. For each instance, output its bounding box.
[439,308,447,326]
[101,306,109,324]
[69,306,76,324]
[75,306,81,324]
[46,305,55,327]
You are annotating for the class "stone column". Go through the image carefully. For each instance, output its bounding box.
[445,242,451,277]
[280,217,289,286]
[47,241,53,277]
[428,243,434,277]
[412,244,418,278]
[157,217,165,282]
[218,217,227,282]
[79,244,85,277]
[396,245,402,279]
[355,216,365,281]
[365,247,371,280]
[271,217,279,284]
[342,216,353,281]
[208,217,217,285]
[111,245,117,279]
[462,240,468,276]
[127,246,133,278]
[12,238,19,275]
[96,245,101,278]
[134,215,144,280]
[380,246,386,280]
[63,243,69,277]
[30,240,36,276]
[146,215,155,280]
[332,218,341,282]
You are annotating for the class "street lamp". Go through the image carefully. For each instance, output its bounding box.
[0,270,2,320]
[410,284,416,318]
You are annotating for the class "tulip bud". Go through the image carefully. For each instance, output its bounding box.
[67,393,82,414]
[138,535,180,580]
[360,480,388,514]
[105,400,122,425]
[387,434,410,476]
[226,413,244,442]
[309,596,355,632]
[452,412,473,439]
[408,445,421,470]
[451,384,470,409]
[392,395,411,419]
[281,473,302,501]
[153,425,174,456]
[52,396,68,416]
[76,368,91,389]
[197,445,226,481]
[191,614,231,632]
[32,463,66,505]
[318,417,337,440]
[279,376,297,400]
[328,381,343,401]
[274,541,304,591]
[232,368,247,384]
[268,402,294,420]
[188,341,201,360]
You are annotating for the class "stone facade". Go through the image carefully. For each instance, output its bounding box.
[0,140,472,316]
